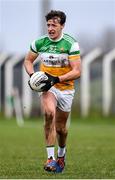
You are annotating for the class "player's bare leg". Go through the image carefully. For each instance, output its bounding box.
[54,108,69,172]
[41,92,57,171]
[55,108,69,147]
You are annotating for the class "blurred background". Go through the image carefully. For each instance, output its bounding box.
[0,1,115,179]
[0,0,115,120]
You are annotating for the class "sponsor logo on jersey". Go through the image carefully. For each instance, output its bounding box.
[40,53,69,67]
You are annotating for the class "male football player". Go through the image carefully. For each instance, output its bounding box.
[24,10,81,173]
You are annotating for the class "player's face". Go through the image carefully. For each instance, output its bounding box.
[47,18,64,40]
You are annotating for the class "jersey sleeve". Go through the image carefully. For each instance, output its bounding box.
[30,40,39,53]
[68,42,80,61]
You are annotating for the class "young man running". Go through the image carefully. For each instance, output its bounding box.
[24,10,81,173]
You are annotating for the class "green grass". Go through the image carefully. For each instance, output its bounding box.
[0,117,115,179]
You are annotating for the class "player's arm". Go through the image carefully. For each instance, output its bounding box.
[24,50,38,77]
[59,58,81,82]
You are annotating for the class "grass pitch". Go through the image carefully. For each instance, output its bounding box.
[0,116,115,179]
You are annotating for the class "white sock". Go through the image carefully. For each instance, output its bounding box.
[58,146,66,157]
[46,146,55,160]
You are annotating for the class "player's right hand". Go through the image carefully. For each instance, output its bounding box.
[41,73,60,91]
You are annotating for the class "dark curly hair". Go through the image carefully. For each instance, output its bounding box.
[45,10,66,25]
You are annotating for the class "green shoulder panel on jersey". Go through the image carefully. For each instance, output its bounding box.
[63,33,77,45]
[63,33,80,55]
[30,34,49,53]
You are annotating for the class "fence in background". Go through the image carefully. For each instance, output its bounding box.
[0,48,115,118]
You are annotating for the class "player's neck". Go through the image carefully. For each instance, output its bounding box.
[48,32,63,42]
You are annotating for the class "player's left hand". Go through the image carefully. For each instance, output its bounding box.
[41,72,60,91]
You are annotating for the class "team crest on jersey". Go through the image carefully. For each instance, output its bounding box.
[60,47,65,52]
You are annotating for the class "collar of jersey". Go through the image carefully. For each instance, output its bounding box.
[48,32,64,42]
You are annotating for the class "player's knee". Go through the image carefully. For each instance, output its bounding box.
[43,106,55,127]
[44,110,55,130]
[56,126,67,135]
[44,110,55,119]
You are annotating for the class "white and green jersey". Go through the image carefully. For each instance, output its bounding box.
[30,33,80,90]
